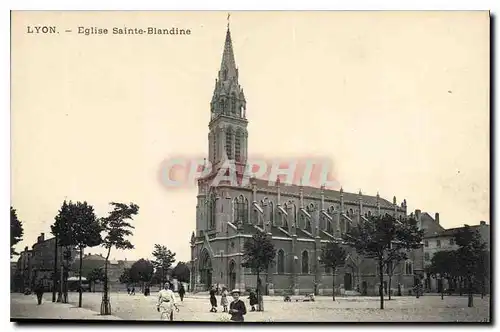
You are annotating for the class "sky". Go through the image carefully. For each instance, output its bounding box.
[10,11,489,263]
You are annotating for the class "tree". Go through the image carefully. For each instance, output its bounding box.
[100,202,139,315]
[130,259,154,291]
[428,250,458,300]
[51,200,77,303]
[151,244,176,286]
[319,241,347,301]
[343,214,423,309]
[454,226,487,307]
[11,207,24,258]
[172,262,190,283]
[119,268,132,286]
[241,230,276,312]
[70,202,102,307]
[51,200,102,307]
[87,267,105,292]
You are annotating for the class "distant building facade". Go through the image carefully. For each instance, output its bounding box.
[422,218,490,293]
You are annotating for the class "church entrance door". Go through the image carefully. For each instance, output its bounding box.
[344,273,353,291]
[199,249,213,291]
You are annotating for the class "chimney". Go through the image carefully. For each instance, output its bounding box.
[435,213,440,224]
[415,209,421,219]
[480,221,486,226]
[38,233,45,243]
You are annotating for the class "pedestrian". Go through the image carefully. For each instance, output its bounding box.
[220,287,229,312]
[209,285,218,312]
[229,289,247,322]
[178,284,186,302]
[34,281,44,305]
[127,286,131,295]
[248,290,258,312]
[157,281,179,321]
[131,286,135,295]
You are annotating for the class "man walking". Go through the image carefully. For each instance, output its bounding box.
[34,281,44,305]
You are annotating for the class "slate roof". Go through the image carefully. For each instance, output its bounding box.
[245,178,398,209]
[425,225,485,239]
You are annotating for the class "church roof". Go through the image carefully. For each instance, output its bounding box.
[249,178,397,209]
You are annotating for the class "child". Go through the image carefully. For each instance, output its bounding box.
[248,290,258,311]
[229,289,247,322]
[220,287,229,312]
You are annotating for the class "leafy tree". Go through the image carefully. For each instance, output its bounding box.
[87,267,105,292]
[242,230,276,312]
[51,200,102,307]
[454,226,487,307]
[100,202,139,315]
[172,262,190,283]
[343,214,423,309]
[51,200,77,303]
[428,250,458,300]
[151,244,176,285]
[319,241,347,301]
[10,207,24,258]
[130,259,154,291]
[118,268,132,285]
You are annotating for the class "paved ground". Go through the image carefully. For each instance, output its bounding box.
[11,292,490,322]
[10,293,121,321]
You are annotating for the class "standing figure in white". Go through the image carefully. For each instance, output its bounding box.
[157,281,179,321]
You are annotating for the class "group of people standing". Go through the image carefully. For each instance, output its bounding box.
[208,284,266,321]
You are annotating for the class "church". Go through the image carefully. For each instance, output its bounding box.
[189,24,424,296]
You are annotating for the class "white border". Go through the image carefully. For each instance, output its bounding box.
[4,1,497,331]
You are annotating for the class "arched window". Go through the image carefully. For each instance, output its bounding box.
[301,250,309,274]
[225,127,233,159]
[269,201,274,226]
[235,130,242,161]
[405,261,413,275]
[208,194,216,229]
[220,99,226,114]
[277,250,285,274]
[235,196,248,224]
[212,131,218,162]
[231,93,237,114]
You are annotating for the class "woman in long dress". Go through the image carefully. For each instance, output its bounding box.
[157,281,179,321]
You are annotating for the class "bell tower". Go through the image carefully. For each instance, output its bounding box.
[208,22,248,170]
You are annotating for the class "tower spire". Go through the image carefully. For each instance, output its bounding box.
[219,20,238,82]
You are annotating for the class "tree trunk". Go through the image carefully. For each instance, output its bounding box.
[101,247,112,315]
[57,258,63,302]
[440,277,444,300]
[388,274,392,300]
[78,247,83,307]
[52,235,58,302]
[459,277,463,296]
[378,260,384,309]
[467,276,473,307]
[332,269,336,301]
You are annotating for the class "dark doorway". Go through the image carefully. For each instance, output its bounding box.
[344,273,352,291]
[199,250,213,291]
